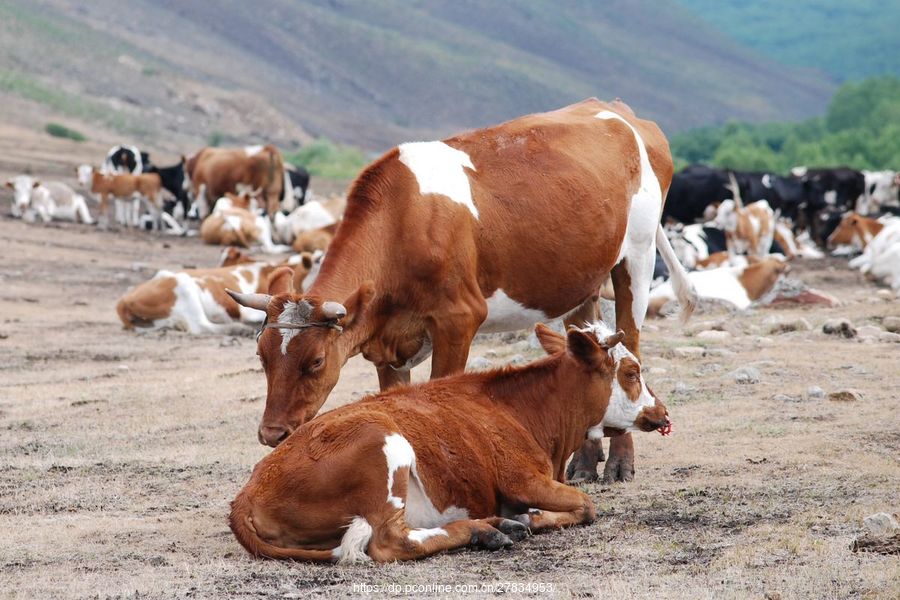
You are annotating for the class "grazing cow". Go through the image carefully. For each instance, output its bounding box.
[185,145,286,218]
[104,145,149,174]
[227,98,696,488]
[77,165,163,227]
[648,255,788,315]
[860,170,900,215]
[199,192,291,253]
[229,319,670,562]
[5,176,93,224]
[714,198,776,257]
[117,255,314,334]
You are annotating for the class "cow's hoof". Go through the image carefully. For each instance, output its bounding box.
[471,528,513,551]
[601,457,635,484]
[566,465,600,483]
[496,518,530,541]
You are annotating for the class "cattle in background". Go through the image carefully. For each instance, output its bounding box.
[714,176,777,257]
[649,256,789,316]
[77,165,164,229]
[860,170,900,214]
[827,213,899,251]
[663,164,732,224]
[117,254,314,334]
[229,319,670,562]
[848,218,900,293]
[284,164,310,209]
[226,98,696,489]
[199,192,290,253]
[5,176,93,224]
[147,161,190,219]
[272,199,338,248]
[791,167,865,211]
[184,145,286,218]
[104,145,150,174]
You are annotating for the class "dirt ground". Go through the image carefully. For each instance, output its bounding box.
[1,206,898,599]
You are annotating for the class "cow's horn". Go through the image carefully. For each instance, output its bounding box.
[321,301,347,321]
[600,330,625,349]
[226,289,271,311]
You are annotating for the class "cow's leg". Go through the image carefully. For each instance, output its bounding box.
[73,195,94,225]
[563,297,606,482]
[602,434,636,483]
[427,293,486,379]
[364,464,524,562]
[504,475,596,533]
[376,365,410,391]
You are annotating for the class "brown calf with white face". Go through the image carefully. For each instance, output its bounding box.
[229,98,695,484]
[827,213,886,250]
[229,321,670,562]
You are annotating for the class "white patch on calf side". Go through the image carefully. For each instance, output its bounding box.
[398,141,478,219]
[383,434,414,509]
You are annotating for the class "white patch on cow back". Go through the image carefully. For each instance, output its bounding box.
[479,289,550,334]
[244,145,264,156]
[398,141,478,219]
[595,111,662,330]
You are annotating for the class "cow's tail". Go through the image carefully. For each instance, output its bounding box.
[116,298,136,329]
[228,492,338,563]
[726,171,744,210]
[656,223,697,323]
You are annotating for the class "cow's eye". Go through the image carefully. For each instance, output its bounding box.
[627,372,639,383]
[308,357,325,372]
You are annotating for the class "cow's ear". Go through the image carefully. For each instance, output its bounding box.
[4,181,12,189]
[32,180,40,188]
[267,266,295,295]
[300,252,314,270]
[341,281,376,328]
[566,328,606,368]
[534,323,565,355]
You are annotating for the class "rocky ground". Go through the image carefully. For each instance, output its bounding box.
[1,210,898,599]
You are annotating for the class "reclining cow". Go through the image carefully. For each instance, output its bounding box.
[117,254,313,334]
[199,192,291,253]
[847,217,900,292]
[5,176,93,224]
[227,98,696,485]
[229,315,670,562]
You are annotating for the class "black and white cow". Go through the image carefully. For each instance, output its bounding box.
[104,145,151,175]
[148,162,190,218]
[663,164,733,224]
[284,164,310,208]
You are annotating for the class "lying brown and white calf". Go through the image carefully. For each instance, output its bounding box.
[199,192,290,253]
[229,310,669,563]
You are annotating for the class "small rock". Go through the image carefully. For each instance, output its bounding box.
[647,367,667,375]
[731,366,760,385]
[806,386,825,399]
[754,336,774,346]
[467,357,493,371]
[506,354,527,366]
[875,289,894,301]
[828,389,863,402]
[131,261,149,271]
[879,331,900,343]
[483,350,498,359]
[864,513,900,538]
[751,360,777,368]
[768,317,812,334]
[705,348,736,357]
[686,320,724,336]
[696,329,730,341]
[882,316,900,333]
[822,318,856,338]
[772,393,799,403]
[672,346,705,358]
[764,592,782,600]
[117,364,130,371]
[856,325,884,339]
[672,381,691,394]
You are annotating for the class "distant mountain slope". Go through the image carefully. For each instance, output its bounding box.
[675,0,900,81]
[0,0,834,153]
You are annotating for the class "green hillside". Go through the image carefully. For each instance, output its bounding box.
[675,0,900,81]
[671,76,900,171]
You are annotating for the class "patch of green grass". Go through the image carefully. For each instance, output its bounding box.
[207,130,224,147]
[45,122,86,142]
[285,139,369,180]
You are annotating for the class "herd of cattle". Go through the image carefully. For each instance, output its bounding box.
[5,98,900,563]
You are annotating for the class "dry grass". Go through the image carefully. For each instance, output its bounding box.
[1,214,898,599]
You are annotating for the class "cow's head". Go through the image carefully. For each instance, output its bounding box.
[228,268,374,446]
[5,176,40,213]
[826,212,863,249]
[534,323,669,435]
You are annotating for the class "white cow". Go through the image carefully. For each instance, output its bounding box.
[860,170,899,214]
[5,176,93,224]
[849,218,900,291]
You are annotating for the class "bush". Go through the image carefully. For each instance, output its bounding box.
[207,130,224,147]
[285,138,369,180]
[44,122,86,141]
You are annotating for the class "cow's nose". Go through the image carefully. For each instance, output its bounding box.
[258,425,291,447]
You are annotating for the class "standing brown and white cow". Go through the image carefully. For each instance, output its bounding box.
[184,145,287,218]
[229,98,696,482]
